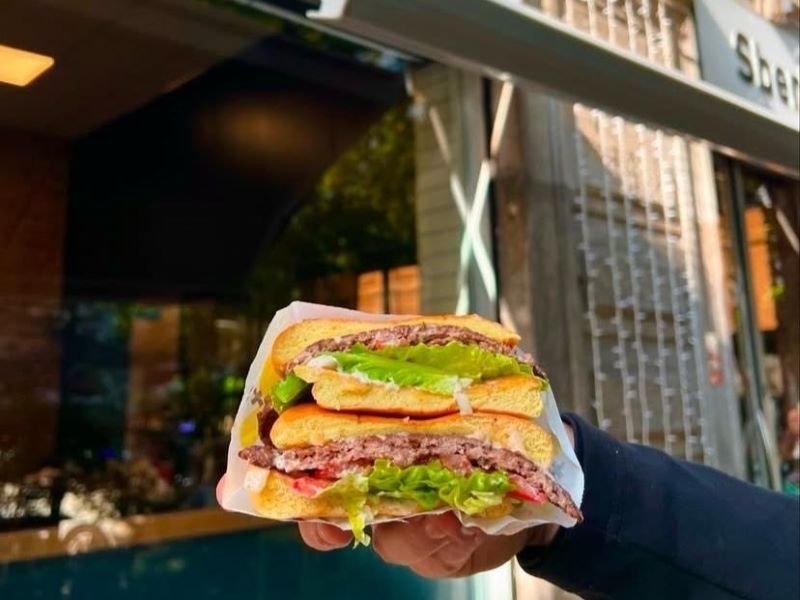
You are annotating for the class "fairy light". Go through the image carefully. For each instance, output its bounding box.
[602,0,653,444]
[673,135,716,466]
[655,128,696,458]
[573,104,612,431]
[606,0,619,47]
[562,0,717,458]
[656,0,674,68]
[569,0,611,431]
[600,4,644,444]
[593,111,635,441]
[639,0,658,62]
[588,0,635,441]
[586,0,599,37]
[658,1,717,465]
[624,0,639,54]
[647,0,693,460]
[640,130,674,452]
[635,0,679,453]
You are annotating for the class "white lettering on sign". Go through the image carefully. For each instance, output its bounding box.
[696,0,799,130]
[734,31,800,111]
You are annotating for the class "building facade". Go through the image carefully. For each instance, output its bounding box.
[400,2,798,594]
[406,0,798,485]
[0,0,797,598]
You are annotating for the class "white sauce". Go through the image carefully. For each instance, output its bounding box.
[307,355,339,370]
[349,370,400,390]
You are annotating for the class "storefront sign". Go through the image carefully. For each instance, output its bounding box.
[696,0,800,129]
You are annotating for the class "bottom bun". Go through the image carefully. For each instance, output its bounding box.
[248,470,514,521]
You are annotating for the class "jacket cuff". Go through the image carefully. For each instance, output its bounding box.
[516,413,626,593]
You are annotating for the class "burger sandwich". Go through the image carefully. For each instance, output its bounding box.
[235,314,582,545]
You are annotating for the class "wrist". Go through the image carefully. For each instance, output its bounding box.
[525,523,560,547]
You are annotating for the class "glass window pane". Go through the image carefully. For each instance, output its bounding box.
[0,4,484,597]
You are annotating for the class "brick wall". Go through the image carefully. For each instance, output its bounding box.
[0,129,68,479]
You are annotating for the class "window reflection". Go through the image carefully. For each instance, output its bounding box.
[0,40,420,570]
[715,158,800,494]
[1,102,418,537]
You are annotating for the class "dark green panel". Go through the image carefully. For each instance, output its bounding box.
[0,525,471,600]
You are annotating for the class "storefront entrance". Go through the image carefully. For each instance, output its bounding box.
[714,156,800,493]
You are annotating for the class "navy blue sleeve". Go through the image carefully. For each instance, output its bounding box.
[517,414,800,600]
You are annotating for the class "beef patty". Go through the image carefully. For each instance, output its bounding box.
[285,324,546,379]
[239,433,581,520]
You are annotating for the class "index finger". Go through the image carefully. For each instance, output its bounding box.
[298,522,353,551]
[216,475,226,506]
[217,477,351,550]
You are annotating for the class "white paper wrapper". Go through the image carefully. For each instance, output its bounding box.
[221,301,585,536]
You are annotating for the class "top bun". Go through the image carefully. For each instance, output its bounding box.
[259,314,520,391]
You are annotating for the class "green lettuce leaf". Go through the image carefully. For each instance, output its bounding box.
[325,342,535,395]
[375,341,534,379]
[314,473,371,546]
[271,341,540,411]
[327,344,465,395]
[313,460,513,546]
[272,372,309,413]
[368,459,512,515]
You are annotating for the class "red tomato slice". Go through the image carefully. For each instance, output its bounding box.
[312,465,341,480]
[291,476,333,497]
[508,475,547,504]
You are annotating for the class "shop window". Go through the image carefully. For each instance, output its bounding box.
[0,5,452,597]
[714,156,800,494]
[357,266,421,314]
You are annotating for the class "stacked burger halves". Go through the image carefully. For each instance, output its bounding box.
[236,314,582,544]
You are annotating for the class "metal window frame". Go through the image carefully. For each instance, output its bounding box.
[719,156,784,490]
[309,0,799,177]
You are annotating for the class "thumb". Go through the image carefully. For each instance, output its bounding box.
[216,475,227,507]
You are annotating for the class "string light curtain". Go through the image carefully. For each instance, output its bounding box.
[553,0,716,464]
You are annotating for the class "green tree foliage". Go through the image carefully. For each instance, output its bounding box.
[247,103,416,318]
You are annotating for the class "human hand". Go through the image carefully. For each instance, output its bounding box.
[217,474,556,578]
[220,424,574,578]
[297,422,575,578]
[299,512,556,578]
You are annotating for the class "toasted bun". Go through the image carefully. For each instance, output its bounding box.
[293,366,545,419]
[248,470,419,520]
[270,404,557,467]
[265,315,519,380]
[247,470,513,521]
